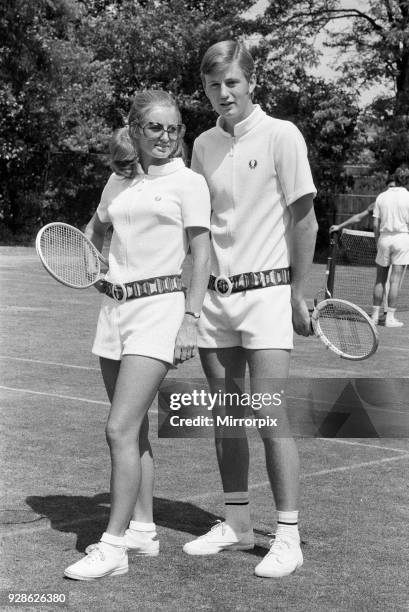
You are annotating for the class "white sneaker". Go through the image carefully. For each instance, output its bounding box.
[64,542,128,581]
[371,316,379,325]
[183,521,254,555]
[254,534,303,578]
[124,528,159,556]
[385,318,403,327]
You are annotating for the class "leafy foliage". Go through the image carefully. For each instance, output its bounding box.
[0,0,405,246]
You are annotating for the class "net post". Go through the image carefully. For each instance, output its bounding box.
[325,232,338,298]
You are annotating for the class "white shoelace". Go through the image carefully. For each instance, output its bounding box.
[209,520,226,535]
[265,534,291,559]
[198,520,226,540]
[85,544,106,564]
[85,541,125,556]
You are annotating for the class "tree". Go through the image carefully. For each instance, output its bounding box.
[0,0,361,244]
[0,0,114,239]
[258,1,409,113]
[256,1,409,175]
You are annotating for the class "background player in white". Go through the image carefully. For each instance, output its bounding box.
[371,171,409,327]
[64,90,210,580]
[182,41,318,578]
[329,177,396,235]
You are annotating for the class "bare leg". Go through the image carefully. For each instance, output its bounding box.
[101,355,168,536]
[246,349,299,511]
[387,264,405,309]
[373,264,389,306]
[199,347,247,492]
[131,415,154,523]
[100,359,155,524]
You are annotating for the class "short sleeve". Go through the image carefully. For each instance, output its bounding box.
[372,196,381,219]
[96,173,118,223]
[180,170,211,229]
[190,141,203,176]
[274,122,317,206]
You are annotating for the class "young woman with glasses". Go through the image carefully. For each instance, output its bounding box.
[64,89,210,581]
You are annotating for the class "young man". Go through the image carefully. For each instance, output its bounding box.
[371,172,409,327]
[183,41,317,578]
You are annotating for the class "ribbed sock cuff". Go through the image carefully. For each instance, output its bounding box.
[277,510,298,525]
[224,492,249,506]
[100,532,126,547]
[129,520,156,532]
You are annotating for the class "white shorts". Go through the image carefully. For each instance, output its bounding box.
[376,232,409,266]
[197,285,293,349]
[92,292,185,364]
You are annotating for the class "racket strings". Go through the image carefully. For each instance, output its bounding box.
[40,225,100,287]
[318,302,375,358]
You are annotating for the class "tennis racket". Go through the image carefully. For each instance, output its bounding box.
[311,298,379,361]
[36,222,108,289]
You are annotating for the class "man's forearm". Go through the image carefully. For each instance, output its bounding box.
[289,211,318,300]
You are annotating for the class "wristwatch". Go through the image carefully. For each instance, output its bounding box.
[185,311,201,320]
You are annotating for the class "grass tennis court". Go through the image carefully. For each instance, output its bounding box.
[1,247,408,611]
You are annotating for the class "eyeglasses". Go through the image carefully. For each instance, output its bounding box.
[138,122,186,141]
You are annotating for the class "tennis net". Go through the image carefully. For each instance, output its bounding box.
[328,229,409,312]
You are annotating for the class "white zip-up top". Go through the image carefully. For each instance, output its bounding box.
[96,158,211,284]
[191,105,316,277]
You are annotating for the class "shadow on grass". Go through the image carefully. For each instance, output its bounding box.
[25,494,267,557]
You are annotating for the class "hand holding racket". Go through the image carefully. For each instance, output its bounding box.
[36,222,108,289]
[310,298,379,361]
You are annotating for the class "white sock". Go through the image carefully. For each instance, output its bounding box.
[100,532,127,550]
[385,307,397,319]
[371,306,380,320]
[129,520,156,533]
[276,510,300,541]
[224,492,251,532]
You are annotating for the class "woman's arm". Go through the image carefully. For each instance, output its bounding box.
[174,227,210,364]
[83,212,111,291]
[84,212,111,253]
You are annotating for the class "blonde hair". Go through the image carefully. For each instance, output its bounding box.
[200,40,255,83]
[109,127,138,178]
[128,89,185,160]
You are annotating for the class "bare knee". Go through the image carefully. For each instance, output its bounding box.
[105,420,138,447]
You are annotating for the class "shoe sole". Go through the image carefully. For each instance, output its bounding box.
[183,543,255,556]
[254,559,303,579]
[64,566,128,581]
[127,548,159,556]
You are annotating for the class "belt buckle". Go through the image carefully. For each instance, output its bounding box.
[111,283,127,303]
[214,275,233,297]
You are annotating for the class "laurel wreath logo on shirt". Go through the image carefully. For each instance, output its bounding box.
[249,160,258,170]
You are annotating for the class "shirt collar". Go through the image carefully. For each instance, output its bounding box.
[136,158,185,176]
[216,105,266,138]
